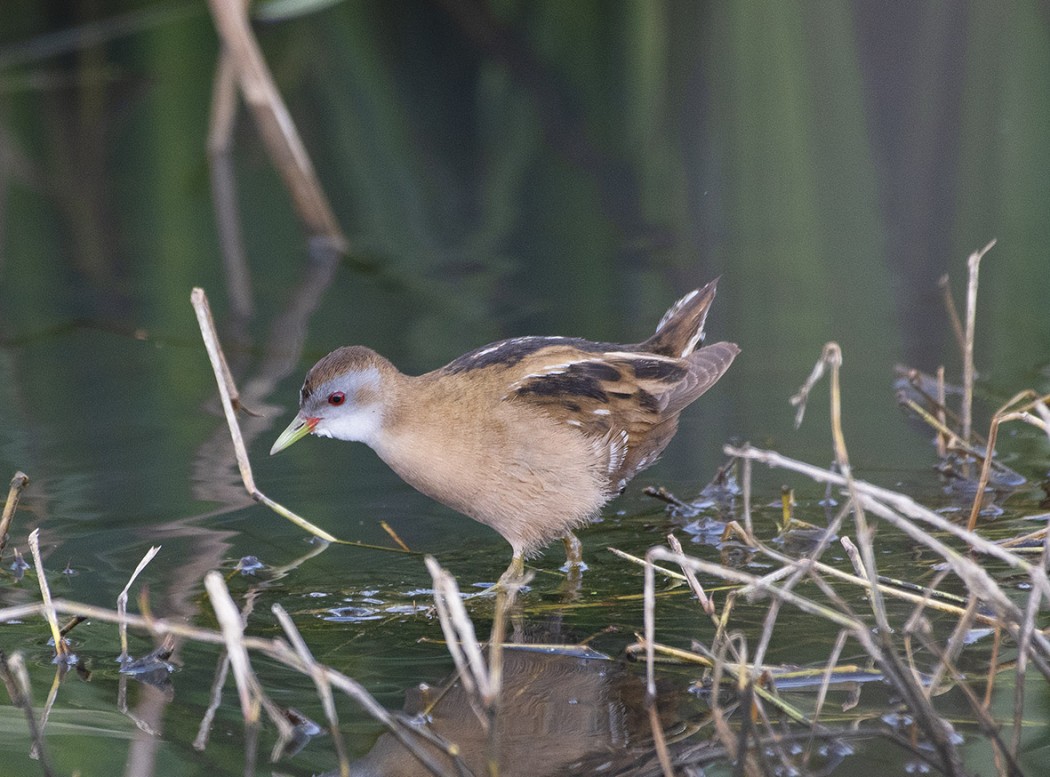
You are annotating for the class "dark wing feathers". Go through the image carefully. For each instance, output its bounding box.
[506,342,738,491]
[641,277,719,358]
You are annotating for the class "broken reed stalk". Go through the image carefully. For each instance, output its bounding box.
[117,545,162,663]
[792,344,893,635]
[0,471,29,559]
[204,0,347,252]
[190,288,410,554]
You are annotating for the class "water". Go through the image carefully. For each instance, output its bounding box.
[1,3,1049,775]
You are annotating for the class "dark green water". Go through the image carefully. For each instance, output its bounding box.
[1,3,1049,775]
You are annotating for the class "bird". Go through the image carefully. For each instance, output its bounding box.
[270,278,738,585]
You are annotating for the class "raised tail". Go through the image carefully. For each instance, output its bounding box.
[641,277,721,358]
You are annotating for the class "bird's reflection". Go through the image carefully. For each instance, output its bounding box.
[346,644,668,777]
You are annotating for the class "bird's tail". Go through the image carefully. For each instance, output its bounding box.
[641,277,720,358]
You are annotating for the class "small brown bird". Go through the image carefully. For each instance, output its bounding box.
[271,278,737,582]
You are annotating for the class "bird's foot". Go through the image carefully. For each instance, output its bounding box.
[467,556,530,599]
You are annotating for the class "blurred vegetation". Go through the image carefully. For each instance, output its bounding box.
[0,1,1046,457]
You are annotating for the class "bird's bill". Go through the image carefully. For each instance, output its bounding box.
[270,415,318,455]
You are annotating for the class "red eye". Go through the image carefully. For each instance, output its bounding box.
[327,391,346,406]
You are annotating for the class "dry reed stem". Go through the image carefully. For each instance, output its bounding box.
[914,580,976,697]
[617,541,995,625]
[1036,400,1050,442]
[194,590,257,752]
[36,661,67,761]
[897,397,1004,467]
[916,632,1025,776]
[193,649,230,752]
[809,630,850,736]
[666,534,714,614]
[962,239,996,457]
[725,443,1050,596]
[191,287,409,553]
[0,471,28,558]
[426,555,518,777]
[204,0,346,251]
[425,557,495,712]
[647,700,674,777]
[818,344,893,635]
[26,529,71,664]
[741,456,755,539]
[381,520,413,552]
[203,579,297,767]
[1012,584,1043,758]
[645,545,974,772]
[204,572,258,727]
[117,545,161,663]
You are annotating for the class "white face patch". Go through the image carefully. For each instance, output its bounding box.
[307,366,384,445]
[317,406,383,445]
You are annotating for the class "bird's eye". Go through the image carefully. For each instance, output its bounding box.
[327,391,346,406]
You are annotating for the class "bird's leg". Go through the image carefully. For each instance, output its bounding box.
[497,553,526,587]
